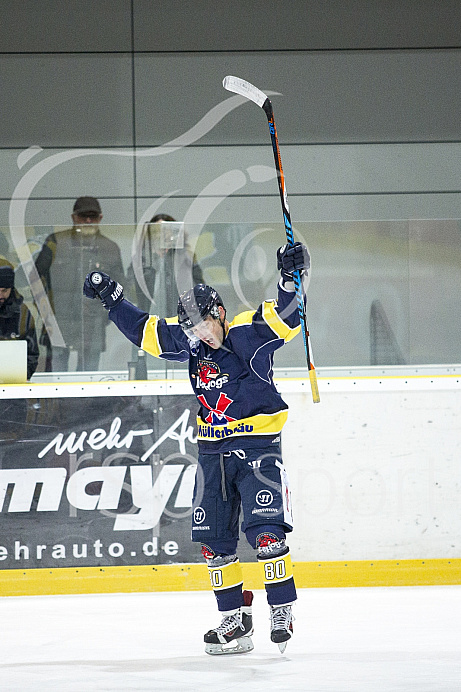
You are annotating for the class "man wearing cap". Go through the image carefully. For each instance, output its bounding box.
[0,261,39,380]
[34,196,125,371]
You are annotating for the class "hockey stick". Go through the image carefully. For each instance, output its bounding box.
[222,76,320,403]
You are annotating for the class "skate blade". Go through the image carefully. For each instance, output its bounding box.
[277,640,288,654]
[205,635,254,656]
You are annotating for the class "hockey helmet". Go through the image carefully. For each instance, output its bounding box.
[177,284,224,335]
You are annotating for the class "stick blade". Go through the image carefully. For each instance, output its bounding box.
[223,75,268,108]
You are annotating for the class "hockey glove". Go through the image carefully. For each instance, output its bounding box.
[83,271,124,310]
[277,242,310,282]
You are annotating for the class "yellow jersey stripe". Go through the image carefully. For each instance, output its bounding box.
[140,315,162,357]
[262,300,300,342]
[229,310,255,328]
[197,410,288,441]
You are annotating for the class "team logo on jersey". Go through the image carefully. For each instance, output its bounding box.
[195,360,229,391]
[198,361,219,383]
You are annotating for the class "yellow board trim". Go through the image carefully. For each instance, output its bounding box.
[1,559,460,597]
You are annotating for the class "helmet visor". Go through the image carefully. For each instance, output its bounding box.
[181,316,215,341]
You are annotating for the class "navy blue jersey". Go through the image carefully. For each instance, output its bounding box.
[109,281,301,453]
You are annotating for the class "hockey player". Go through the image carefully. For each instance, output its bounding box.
[83,241,310,655]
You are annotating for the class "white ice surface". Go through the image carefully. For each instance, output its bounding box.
[1,586,461,691]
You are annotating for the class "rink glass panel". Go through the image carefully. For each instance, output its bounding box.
[1,220,461,380]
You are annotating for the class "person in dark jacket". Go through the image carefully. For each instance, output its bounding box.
[34,196,125,371]
[0,262,39,380]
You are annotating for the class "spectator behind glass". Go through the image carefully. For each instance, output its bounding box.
[127,213,203,315]
[0,261,39,380]
[34,196,125,372]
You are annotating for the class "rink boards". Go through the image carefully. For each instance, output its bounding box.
[0,368,460,596]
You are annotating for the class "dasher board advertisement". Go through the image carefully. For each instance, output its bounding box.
[0,394,253,569]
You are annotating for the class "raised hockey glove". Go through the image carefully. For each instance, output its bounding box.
[277,242,310,282]
[83,271,124,310]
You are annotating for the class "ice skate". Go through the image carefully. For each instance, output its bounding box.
[204,590,254,655]
[270,603,294,653]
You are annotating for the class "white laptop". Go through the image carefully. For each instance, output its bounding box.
[0,340,28,384]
